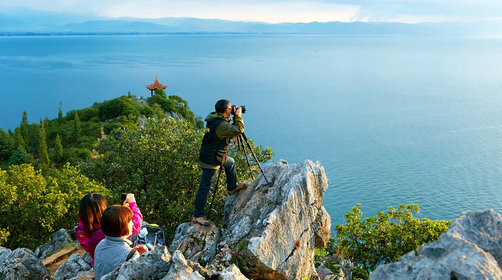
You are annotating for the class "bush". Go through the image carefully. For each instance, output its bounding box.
[81,117,273,241]
[0,163,109,249]
[331,204,451,278]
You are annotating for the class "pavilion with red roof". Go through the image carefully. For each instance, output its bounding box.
[146,77,167,96]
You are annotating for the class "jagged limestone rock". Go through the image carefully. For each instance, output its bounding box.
[169,222,221,264]
[101,245,172,280]
[221,160,331,280]
[0,248,50,279]
[371,210,502,279]
[316,254,353,280]
[162,250,205,280]
[53,253,92,280]
[218,264,249,280]
[34,228,76,259]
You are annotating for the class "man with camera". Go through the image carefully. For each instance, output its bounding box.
[193,99,247,226]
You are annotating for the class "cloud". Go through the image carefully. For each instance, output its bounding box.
[99,0,360,23]
[1,0,502,23]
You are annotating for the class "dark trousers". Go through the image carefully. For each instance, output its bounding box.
[194,157,237,218]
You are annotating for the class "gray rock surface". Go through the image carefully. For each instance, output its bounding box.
[222,160,331,280]
[317,254,353,280]
[371,210,502,279]
[218,264,249,280]
[169,222,221,264]
[101,245,172,280]
[35,228,76,259]
[163,250,205,280]
[0,248,50,279]
[52,253,92,280]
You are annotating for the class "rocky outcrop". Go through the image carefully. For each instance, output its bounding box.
[52,253,93,280]
[102,245,172,280]
[0,247,50,279]
[221,160,331,280]
[316,254,354,280]
[34,229,76,259]
[371,210,502,279]
[169,222,221,265]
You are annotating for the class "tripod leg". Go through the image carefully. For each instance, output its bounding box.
[207,167,222,215]
[238,135,255,180]
[241,133,271,186]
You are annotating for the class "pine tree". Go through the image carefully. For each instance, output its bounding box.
[58,102,63,121]
[39,121,50,167]
[72,112,81,143]
[14,127,26,149]
[20,111,28,145]
[54,134,63,163]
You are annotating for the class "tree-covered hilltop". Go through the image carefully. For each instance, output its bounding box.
[0,89,203,169]
[0,90,273,250]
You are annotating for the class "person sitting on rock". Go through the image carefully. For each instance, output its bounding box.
[76,193,143,267]
[93,201,148,280]
[193,99,248,226]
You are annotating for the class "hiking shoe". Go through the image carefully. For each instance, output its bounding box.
[192,216,211,226]
[228,181,249,195]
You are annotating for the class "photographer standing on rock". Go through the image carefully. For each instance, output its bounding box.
[193,99,247,226]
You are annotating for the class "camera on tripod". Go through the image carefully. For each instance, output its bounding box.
[231,105,246,115]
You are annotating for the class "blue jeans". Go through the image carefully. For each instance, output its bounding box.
[194,157,237,218]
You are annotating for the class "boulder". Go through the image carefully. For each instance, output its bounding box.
[371,210,502,279]
[101,245,172,280]
[0,248,50,279]
[222,160,331,280]
[218,264,249,280]
[162,250,206,280]
[35,228,76,259]
[316,254,353,280]
[169,222,221,264]
[52,253,92,280]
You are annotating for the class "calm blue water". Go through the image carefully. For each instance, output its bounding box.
[2,34,502,227]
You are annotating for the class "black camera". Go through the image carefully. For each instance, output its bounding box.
[231,105,246,115]
[121,193,127,202]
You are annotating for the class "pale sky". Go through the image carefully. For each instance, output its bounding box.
[1,0,501,24]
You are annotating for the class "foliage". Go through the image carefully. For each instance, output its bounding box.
[0,128,16,162]
[8,146,29,166]
[330,204,451,278]
[81,117,273,241]
[0,91,203,168]
[0,163,109,249]
[54,134,63,164]
[39,121,50,168]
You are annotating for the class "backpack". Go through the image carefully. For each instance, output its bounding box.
[129,222,166,250]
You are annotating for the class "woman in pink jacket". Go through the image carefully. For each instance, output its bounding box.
[76,193,143,267]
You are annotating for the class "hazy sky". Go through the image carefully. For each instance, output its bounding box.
[1,0,501,23]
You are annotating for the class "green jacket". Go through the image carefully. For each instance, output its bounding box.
[199,112,244,169]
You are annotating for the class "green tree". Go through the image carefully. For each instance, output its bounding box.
[14,127,26,149]
[54,134,63,163]
[39,121,50,168]
[20,111,28,145]
[0,128,16,162]
[0,163,109,249]
[330,204,451,278]
[58,102,63,121]
[8,146,28,166]
[81,117,273,241]
[72,112,81,143]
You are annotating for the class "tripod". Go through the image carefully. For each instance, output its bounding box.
[207,132,270,214]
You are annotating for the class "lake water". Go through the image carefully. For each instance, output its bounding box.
[2,34,502,227]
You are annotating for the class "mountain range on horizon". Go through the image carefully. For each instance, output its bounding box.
[1,8,502,36]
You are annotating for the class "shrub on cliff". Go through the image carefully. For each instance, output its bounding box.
[0,163,108,249]
[327,204,451,279]
[80,117,272,241]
